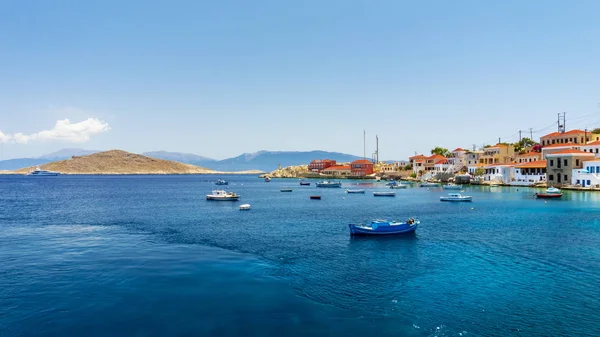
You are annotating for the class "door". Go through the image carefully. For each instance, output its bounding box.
[558,174,562,183]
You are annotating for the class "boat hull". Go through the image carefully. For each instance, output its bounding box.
[310,196,321,200]
[390,185,407,189]
[206,196,240,201]
[27,172,60,176]
[536,193,562,199]
[348,223,417,235]
[440,197,472,202]
[373,192,396,196]
[299,182,311,186]
[346,189,366,194]
[316,183,342,188]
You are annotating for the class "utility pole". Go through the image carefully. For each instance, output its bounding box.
[558,112,566,133]
[376,135,379,164]
[519,130,522,143]
[472,144,476,151]
[363,130,366,160]
[498,137,501,144]
[529,128,533,140]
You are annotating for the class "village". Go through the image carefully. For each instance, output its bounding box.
[274,127,600,190]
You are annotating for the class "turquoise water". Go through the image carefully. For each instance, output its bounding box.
[1,175,599,336]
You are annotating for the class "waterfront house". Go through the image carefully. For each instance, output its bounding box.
[545,149,594,186]
[467,163,485,175]
[580,141,600,158]
[541,142,580,158]
[483,164,514,184]
[516,151,542,163]
[409,154,427,176]
[479,144,515,165]
[466,150,483,166]
[322,165,351,177]
[379,161,409,173]
[540,129,590,146]
[572,159,600,188]
[511,160,546,186]
[447,148,468,172]
[350,159,374,177]
[424,154,448,172]
[308,159,336,173]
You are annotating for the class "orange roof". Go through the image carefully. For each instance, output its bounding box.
[584,141,600,146]
[351,159,373,164]
[324,165,350,170]
[543,142,579,149]
[541,129,586,139]
[409,154,426,160]
[517,151,541,157]
[515,160,547,168]
[452,148,465,152]
[546,149,593,156]
[427,154,447,160]
[488,143,510,148]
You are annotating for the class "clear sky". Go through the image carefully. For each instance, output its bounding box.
[1,0,600,160]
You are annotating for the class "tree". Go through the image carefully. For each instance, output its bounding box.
[403,164,412,171]
[474,167,485,176]
[430,147,450,157]
[514,137,538,153]
[592,128,600,134]
[531,144,542,152]
[410,173,417,178]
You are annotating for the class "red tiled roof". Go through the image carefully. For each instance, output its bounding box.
[541,129,586,139]
[452,148,465,152]
[583,141,600,146]
[434,160,449,165]
[517,152,541,157]
[324,165,350,171]
[351,159,373,164]
[488,143,510,148]
[546,149,594,156]
[515,160,547,168]
[542,142,579,149]
[409,154,426,160]
[427,154,447,160]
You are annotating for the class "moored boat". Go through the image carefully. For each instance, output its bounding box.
[348,218,419,235]
[280,188,293,192]
[239,204,251,210]
[310,195,321,200]
[206,190,240,201]
[443,183,462,190]
[420,182,439,187]
[536,187,562,199]
[299,181,311,186]
[440,193,472,202]
[390,184,408,189]
[27,166,60,176]
[265,177,271,182]
[315,180,342,188]
[215,179,228,185]
[346,189,366,194]
[373,191,396,197]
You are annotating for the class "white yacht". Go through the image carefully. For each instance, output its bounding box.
[27,166,60,176]
[206,190,240,201]
[440,193,472,202]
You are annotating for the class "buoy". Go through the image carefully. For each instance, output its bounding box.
[544,201,547,204]
[471,207,474,210]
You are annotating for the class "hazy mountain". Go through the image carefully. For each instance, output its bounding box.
[38,148,101,160]
[0,148,101,170]
[208,150,365,172]
[142,151,215,166]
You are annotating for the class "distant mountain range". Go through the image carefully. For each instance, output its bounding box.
[0,148,366,172]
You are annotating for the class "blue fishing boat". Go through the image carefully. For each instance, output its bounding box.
[299,181,311,186]
[215,179,228,185]
[315,180,342,188]
[348,218,419,235]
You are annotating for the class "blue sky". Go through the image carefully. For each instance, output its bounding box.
[1,0,600,160]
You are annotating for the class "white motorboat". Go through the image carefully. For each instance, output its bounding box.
[443,183,462,190]
[546,187,561,194]
[346,189,366,194]
[440,193,472,202]
[206,190,240,201]
[373,191,396,197]
[390,184,408,189]
[420,182,439,187]
[239,204,251,210]
[27,166,60,176]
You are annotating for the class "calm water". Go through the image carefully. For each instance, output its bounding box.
[1,175,599,336]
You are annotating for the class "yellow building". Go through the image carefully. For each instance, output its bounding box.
[479,144,515,165]
[540,129,590,146]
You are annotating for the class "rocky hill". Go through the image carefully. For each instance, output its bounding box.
[14,150,218,175]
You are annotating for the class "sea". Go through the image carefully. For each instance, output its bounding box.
[1,175,599,337]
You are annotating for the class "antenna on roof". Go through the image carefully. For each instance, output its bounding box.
[558,112,566,133]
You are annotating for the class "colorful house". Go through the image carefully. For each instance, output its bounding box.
[479,144,515,165]
[483,164,514,184]
[516,151,542,163]
[541,143,580,158]
[322,165,351,176]
[580,140,600,158]
[545,149,594,186]
[511,160,547,186]
[572,159,600,187]
[540,129,590,146]
[350,159,374,177]
[308,159,336,172]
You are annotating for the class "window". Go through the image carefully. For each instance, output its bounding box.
[549,174,554,181]
[557,158,561,168]
[588,180,591,185]
[550,159,554,167]
[596,149,598,153]
[564,159,568,167]
[576,159,580,166]
[552,139,556,144]
[577,180,581,184]
[557,175,561,183]
[564,174,568,182]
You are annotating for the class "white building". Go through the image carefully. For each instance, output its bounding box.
[572,159,600,188]
[511,160,546,186]
[483,164,514,184]
[580,141,600,158]
[541,143,580,159]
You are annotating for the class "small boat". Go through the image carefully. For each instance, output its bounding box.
[536,187,562,199]
[206,190,240,201]
[299,181,311,186]
[239,204,251,210]
[346,189,366,194]
[386,181,398,186]
[310,196,321,200]
[27,166,60,176]
[215,179,228,185]
[443,183,462,190]
[420,182,439,187]
[315,180,342,188]
[440,193,472,202]
[280,188,293,192]
[265,177,271,182]
[348,218,419,236]
[390,184,407,189]
[373,191,396,197]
